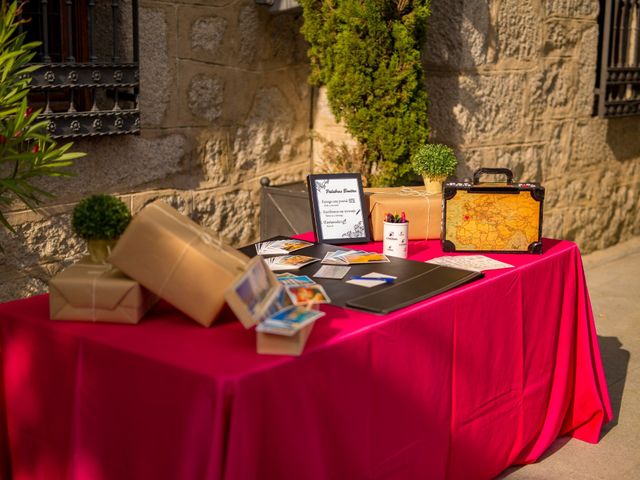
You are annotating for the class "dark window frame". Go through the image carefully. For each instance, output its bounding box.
[23,0,140,138]
[595,0,640,118]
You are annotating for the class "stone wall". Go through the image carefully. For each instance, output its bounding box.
[3,0,640,302]
[0,0,311,301]
[313,0,640,254]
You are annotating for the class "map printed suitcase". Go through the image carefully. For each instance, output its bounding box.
[442,168,544,254]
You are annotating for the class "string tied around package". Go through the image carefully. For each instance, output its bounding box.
[149,203,247,299]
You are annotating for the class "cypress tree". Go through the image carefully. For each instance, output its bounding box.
[300,0,431,186]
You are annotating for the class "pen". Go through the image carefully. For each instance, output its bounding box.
[349,276,395,283]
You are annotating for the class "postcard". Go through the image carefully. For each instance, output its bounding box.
[285,284,331,305]
[255,239,313,255]
[258,306,326,336]
[425,255,514,272]
[232,257,274,314]
[313,265,351,279]
[265,255,320,271]
[277,275,316,286]
[342,251,390,264]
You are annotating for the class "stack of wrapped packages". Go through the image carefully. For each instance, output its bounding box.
[49,200,312,355]
[365,186,441,241]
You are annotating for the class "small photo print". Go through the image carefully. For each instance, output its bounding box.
[233,259,272,314]
[286,284,331,305]
[343,252,390,264]
[268,305,324,326]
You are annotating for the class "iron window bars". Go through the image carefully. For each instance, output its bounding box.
[596,0,640,118]
[22,0,140,138]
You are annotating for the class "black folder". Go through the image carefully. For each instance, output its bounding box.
[240,237,483,314]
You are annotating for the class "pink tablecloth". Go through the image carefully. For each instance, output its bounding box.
[0,237,611,480]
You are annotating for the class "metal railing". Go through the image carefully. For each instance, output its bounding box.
[23,0,140,138]
[596,0,640,118]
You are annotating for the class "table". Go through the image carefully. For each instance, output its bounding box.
[0,237,611,480]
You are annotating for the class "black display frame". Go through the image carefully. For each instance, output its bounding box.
[307,173,371,245]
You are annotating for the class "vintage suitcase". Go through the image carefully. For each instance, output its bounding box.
[442,168,544,254]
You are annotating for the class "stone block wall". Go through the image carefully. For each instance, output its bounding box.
[313,0,640,254]
[0,0,312,301]
[3,0,640,302]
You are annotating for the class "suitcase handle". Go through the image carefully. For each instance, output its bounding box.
[473,168,514,184]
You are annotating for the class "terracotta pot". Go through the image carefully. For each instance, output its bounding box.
[87,238,117,264]
[422,175,446,194]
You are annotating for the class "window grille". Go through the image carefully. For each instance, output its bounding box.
[596,0,640,118]
[22,0,140,138]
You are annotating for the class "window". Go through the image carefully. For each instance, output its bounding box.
[22,0,140,138]
[595,0,640,118]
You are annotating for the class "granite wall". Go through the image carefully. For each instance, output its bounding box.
[0,0,311,301]
[314,0,640,254]
[2,0,639,302]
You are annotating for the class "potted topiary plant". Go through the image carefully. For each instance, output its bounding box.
[411,144,458,194]
[72,194,131,263]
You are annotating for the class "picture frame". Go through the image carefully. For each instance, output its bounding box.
[307,173,371,244]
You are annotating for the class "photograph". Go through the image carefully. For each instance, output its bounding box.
[286,285,331,305]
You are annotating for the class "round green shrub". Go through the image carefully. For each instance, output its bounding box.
[72,195,131,241]
[411,144,458,179]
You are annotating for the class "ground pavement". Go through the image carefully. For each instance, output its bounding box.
[500,236,640,479]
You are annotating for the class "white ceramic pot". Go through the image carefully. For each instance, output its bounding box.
[383,221,409,259]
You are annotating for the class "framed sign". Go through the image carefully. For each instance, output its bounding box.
[307,173,371,244]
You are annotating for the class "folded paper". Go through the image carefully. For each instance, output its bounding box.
[365,187,441,241]
[49,258,156,324]
[109,201,249,327]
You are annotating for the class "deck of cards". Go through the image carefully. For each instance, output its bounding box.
[257,274,331,336]
[322,249,390,265]
[257,306,325,336]
[264,255,320,271]
[255,239,313,255]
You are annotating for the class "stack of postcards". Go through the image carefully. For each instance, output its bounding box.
[263,255,320,271]
[254,239,313,255]
[255,239,320,271]
[256,273,331,336]
[322,249,390,265]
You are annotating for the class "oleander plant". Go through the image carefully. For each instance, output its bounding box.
[0,1,84,232]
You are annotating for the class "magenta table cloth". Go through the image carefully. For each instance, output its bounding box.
[0,237,611,480]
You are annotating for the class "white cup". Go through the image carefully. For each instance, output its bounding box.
[383,221,409,259]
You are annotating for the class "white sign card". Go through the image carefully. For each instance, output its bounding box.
[307,174,371,244]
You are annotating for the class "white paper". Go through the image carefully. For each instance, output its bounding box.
[425,255,514,272]
[345,272,397,288]
[313,265,351,279]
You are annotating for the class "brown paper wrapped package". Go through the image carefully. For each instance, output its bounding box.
[365,187,442,241]
[49,258,156,323]
[109,201,249,327]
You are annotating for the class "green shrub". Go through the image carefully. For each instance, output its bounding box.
[72,195,131,241]
[300,0,431,187]
[0,1,84,232]
[411,143,457,179]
